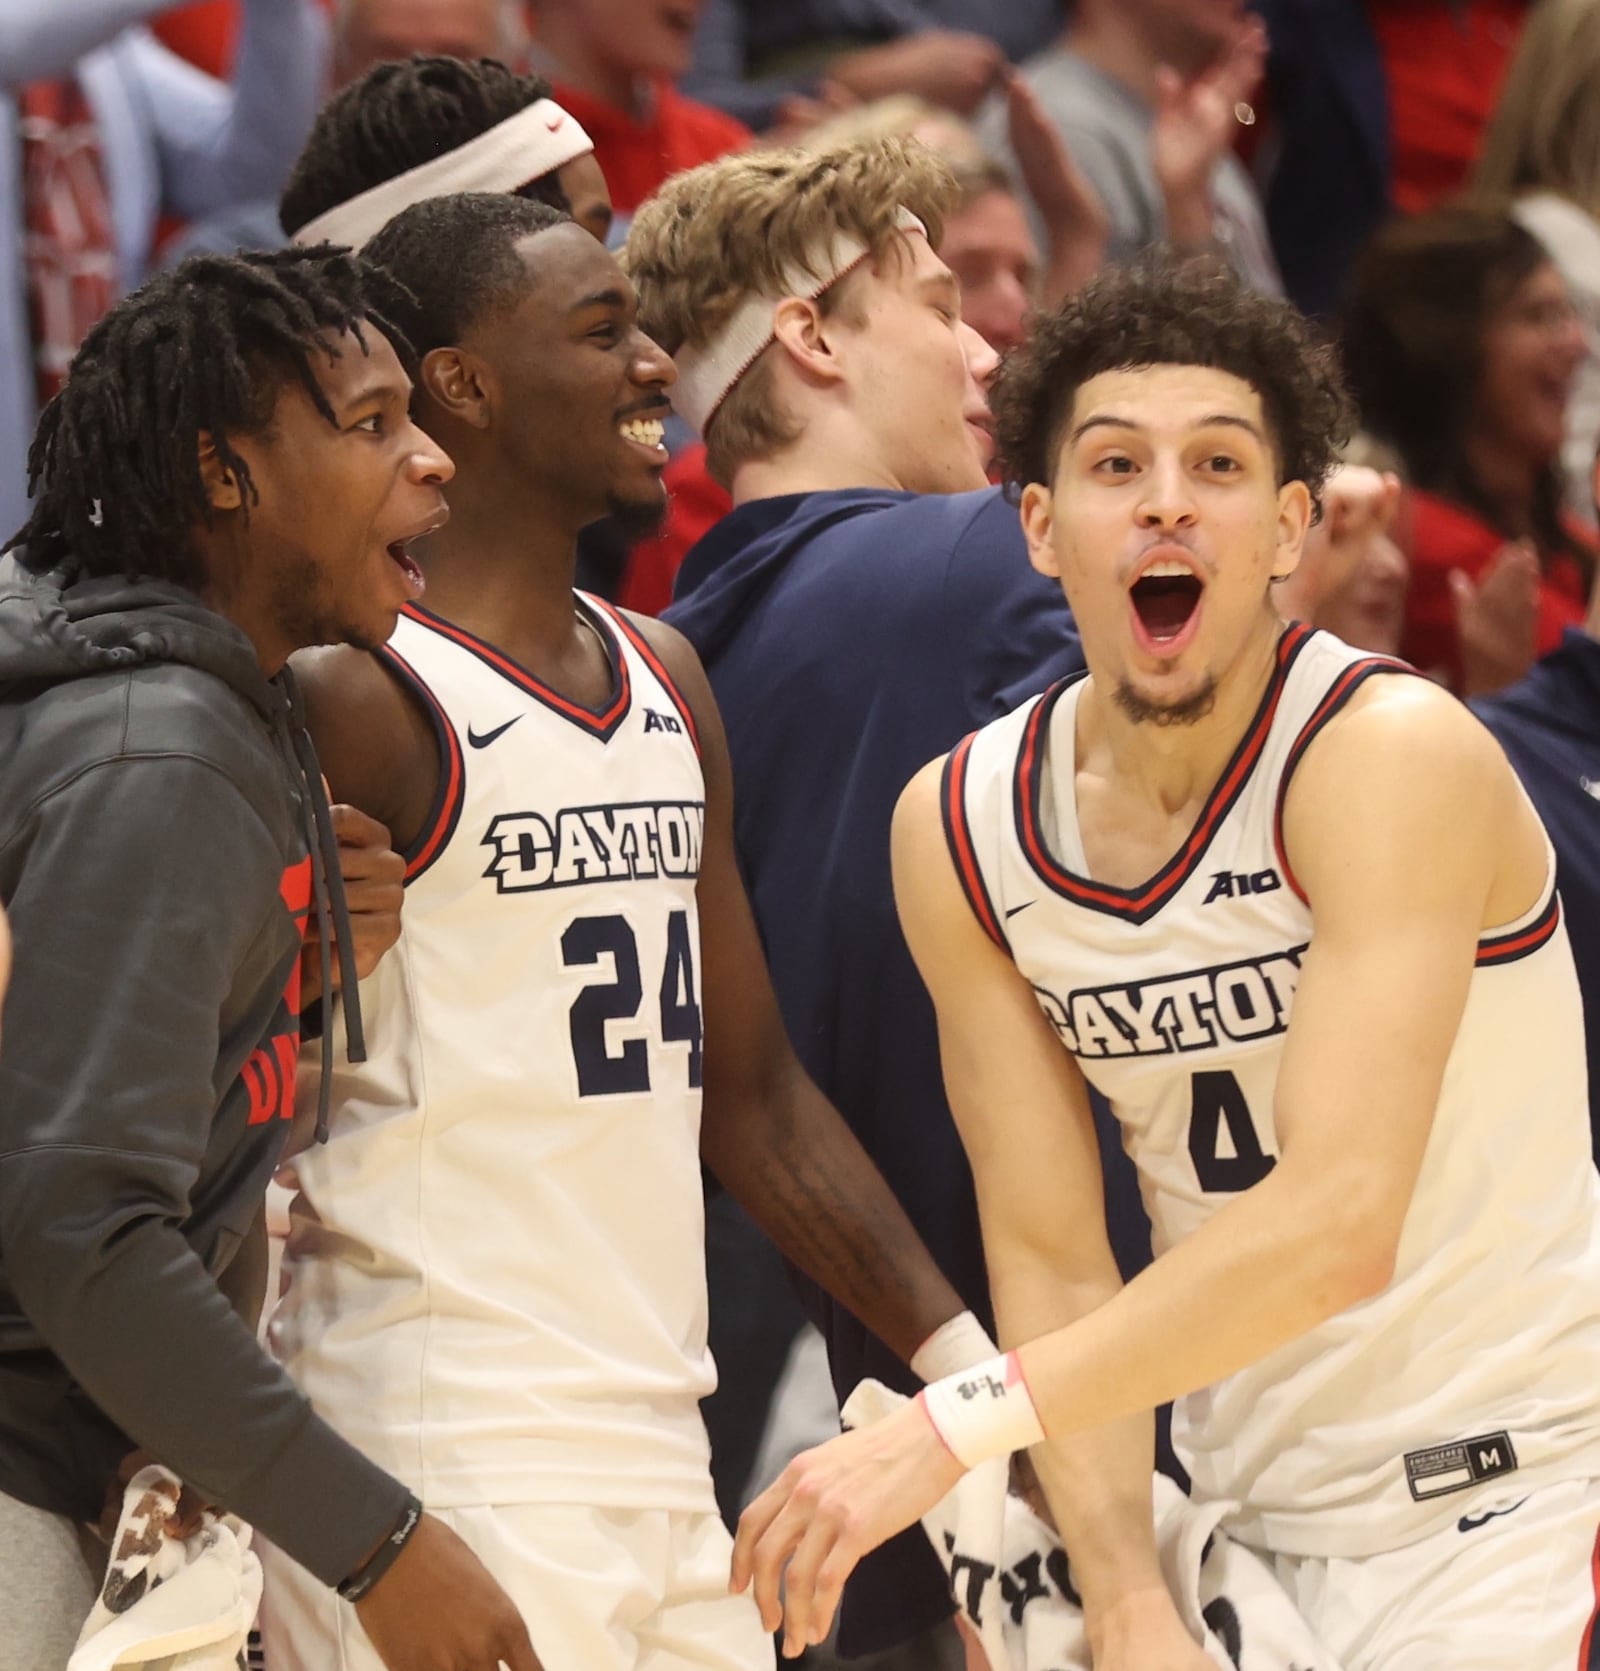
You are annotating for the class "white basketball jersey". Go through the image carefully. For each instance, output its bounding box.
[949,623,1600,1558]
[273,596,717,1513]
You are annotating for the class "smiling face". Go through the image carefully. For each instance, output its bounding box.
[450,222,676,531]
[215,326,454,657]
[1472,261,1586,472]
[1021,363,1309,724]
[824,230,997,492]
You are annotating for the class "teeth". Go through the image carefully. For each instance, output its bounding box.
[1141,559,1194,580]
[619,417,665,449]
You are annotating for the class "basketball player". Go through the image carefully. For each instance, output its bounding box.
[732,255,1600,1671]
[256,193,985,1671]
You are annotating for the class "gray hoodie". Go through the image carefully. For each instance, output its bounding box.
[0,553,407,1587]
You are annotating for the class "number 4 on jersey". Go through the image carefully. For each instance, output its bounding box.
[1188,1069,1276,1192]
[561,910,703,1098]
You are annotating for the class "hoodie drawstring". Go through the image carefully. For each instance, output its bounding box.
[280,672,368,1144]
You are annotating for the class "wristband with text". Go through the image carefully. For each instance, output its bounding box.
[917,1350,1045,1469]
[338,1492,422,1604]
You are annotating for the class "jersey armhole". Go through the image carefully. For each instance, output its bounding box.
[596,601,703,756]
[376,645,465,884]
[940,734,1009,951]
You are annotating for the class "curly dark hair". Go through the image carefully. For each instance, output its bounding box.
[993,252,1352,517]
[5,247,414,587]
[279,56,565,238]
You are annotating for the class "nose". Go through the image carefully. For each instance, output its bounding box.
[408,421,454,486]
[1136,454,1197,528]
[633,329,678,390]
[958,320,1000,390]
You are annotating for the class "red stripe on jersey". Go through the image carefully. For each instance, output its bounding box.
[1477,889,1561,967]
[598,601,703,755]
[1016,624,1313,922]
[402,601,632,740]
[1578,1514,1600,1669]
[940,735,1007,949]
[379,645,465,884]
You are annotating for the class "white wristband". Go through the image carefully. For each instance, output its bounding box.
[910,1310,999,1382]
[917,1351,1046,1470]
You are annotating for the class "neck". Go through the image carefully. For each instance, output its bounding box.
[1077,610,1285,815]
[1460,429,1543,541]
[532,17,640,110]
[730,423,907,504]
[411,465,587,656]
[1065,5,1166,104]
[192,537,291,677]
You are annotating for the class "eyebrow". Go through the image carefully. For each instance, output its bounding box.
[1069,411,1267,447]
[570,286,630,314]
[919,271,962,306]
[336,378,410,415]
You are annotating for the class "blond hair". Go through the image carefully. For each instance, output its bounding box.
[624,138,957,485]
[1474,0,1600,217]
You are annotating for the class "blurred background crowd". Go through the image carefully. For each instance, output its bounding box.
[7,0,1600,694]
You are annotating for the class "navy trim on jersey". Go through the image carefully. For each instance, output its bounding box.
[940,734,1008,950]
[598,600,703,755]
[1476,887,1562,967]
[1270,655,1418,902]
[400,598,633,742]
[378,644,466,885]
[1012,623,1315,925]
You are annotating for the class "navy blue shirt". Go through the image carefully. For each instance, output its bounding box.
[1473,630,1600,1156]
[669,487,1094,1652]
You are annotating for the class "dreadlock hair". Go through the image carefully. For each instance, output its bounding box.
[6,246,415,588]
[364,193,570,358]
[279,57,565,238]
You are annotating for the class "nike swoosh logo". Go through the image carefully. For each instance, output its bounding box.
[1004,901,1035,919]
[1582,776,1600,801]
[467,717,522,749]
[1458,1496,1528,1533]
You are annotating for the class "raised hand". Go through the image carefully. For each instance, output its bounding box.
[1152,17,1267,248]
[1004,73,1108,299]
[1450,539,1541,696]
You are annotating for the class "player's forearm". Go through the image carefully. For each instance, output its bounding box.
[701,1070,966,1364]
[1016,1163,1390,1445]
[990,1255,1166,1623]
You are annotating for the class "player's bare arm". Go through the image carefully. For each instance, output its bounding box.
[894,756,1214,1671]
[629,611,974,1370]
[733,675,1544,1644]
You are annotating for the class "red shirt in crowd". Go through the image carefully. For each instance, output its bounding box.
[552,79,748,215]
[153,1,240,78]
[617,445,732,615]
[1366,0,1526,213]
[1399,486,1592,690]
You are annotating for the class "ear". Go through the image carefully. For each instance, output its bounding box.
[1271,477,1314,583]
[196,432,244,512]
[1019,480,1060,580]
[769,296,847,390]
[420,346,494,430]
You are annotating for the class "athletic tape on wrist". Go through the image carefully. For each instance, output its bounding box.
[910,1309,999,1382]
[918,1351,1045,1470]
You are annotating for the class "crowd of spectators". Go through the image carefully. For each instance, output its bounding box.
[3,2,1600,1668]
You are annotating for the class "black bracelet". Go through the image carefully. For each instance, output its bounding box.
[337,1493,422,1604]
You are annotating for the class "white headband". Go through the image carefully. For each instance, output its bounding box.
[291,99,594,250]
[672,207,928,436]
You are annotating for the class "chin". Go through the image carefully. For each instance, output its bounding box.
[1113,672,1218,727]
[604,491,668,542]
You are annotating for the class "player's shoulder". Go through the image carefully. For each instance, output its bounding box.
[1314,672,1507,787]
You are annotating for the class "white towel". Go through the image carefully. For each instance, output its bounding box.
[69,1465,262,1671]
[842,1381,1343,1671]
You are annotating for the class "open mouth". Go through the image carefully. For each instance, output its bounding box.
[386,540,427,598]
[1130,561,1204,646]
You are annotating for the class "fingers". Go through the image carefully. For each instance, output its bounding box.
[498,1618,543,1671]
[329,801,394,852]
[730,1476,792,1621]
